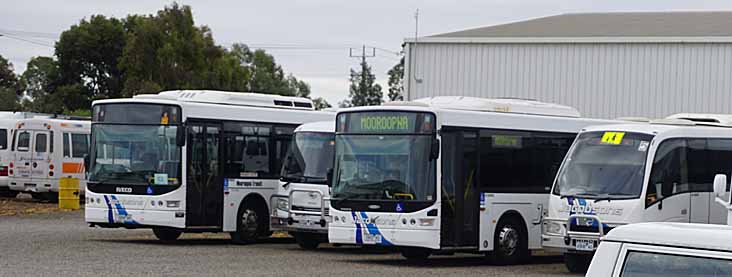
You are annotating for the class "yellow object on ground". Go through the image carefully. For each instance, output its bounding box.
[58,177,80,210]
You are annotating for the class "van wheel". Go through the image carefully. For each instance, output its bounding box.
[294,232,320,250]
[401,247,431,261]
[490,217,529,265]
[230,202,263,244]
[153,228,182,242]
[564,253,592,273]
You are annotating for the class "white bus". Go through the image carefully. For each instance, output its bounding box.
[270,121,335,249]
[85,90,333,243]
[0,118,17,197]
[327,96,615,263]
[8,117,90,201]
[543,115,732,273]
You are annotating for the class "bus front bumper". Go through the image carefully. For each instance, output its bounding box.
[85,206,186,229]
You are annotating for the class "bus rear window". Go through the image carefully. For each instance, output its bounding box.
[16,131,30,152]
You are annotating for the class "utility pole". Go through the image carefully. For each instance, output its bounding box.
[349,45,376,105]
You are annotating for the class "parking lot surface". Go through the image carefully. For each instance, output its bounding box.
[0,208,576,276]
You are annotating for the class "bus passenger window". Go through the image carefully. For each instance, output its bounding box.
[647,139,687,206]
[63,133,70,157]
[71,133,89,158]
[0,129,7,150]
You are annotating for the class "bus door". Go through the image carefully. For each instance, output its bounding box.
[32,131,51,180]
[440,129,479,247]
[186,121,224,228]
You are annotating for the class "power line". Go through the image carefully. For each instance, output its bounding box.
[0,33,54,48]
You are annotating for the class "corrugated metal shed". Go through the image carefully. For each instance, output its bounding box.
[403,12,732,119]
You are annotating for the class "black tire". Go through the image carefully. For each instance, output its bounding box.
[230,201,266,244]
[490,217,529,265]
[564,253,592,273]
[401,247,431,261]
[294,232,320,250]
[45,192,59,203]
[153,228,182,242]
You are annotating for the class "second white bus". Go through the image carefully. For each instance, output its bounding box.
[327,96,616,263]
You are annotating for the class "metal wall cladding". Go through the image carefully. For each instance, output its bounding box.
[404,43,732,119]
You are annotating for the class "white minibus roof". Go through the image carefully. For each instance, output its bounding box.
[411,96,581,118]
[603,222,732,252]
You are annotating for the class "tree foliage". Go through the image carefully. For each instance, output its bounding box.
[341,60,383,107]
[55,15,125,99]
[0,55,23,96]
[387,57,404,101]
[13,2,321,115]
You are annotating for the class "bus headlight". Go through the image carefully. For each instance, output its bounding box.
[418,218,435,226]
[276,198,289,211]
[544,220,563,235]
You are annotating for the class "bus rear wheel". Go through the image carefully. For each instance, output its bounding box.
[564,253,592,273]
[153,228,182,242]
[490,217,528,265]
[230,202,262,244]
[401,247,431,261]
[293,232,321,250]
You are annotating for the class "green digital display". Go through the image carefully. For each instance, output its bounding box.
[360,116,410,132]
[340,111,434,134]
[492,135,522,148]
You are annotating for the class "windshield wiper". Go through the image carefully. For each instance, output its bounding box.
[594,193,636,203]
[560,192,599,199]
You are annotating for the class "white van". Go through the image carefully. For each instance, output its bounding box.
[270,121,335,249]
[0,118,17,197]
[543,114,732,272]
[8,118,91,200]
[587,222,732,276]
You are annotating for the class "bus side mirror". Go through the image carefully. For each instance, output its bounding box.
[430,139,440,160]
[176,125,186,147]
[714,174,728,203]
[326,168,334,187]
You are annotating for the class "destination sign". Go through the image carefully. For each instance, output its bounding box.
[340,112,434,134]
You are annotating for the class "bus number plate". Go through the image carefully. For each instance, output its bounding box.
[362,234,382,244]
[575,239,596,251]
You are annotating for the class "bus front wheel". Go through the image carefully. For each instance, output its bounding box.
[153,228,182,242]
[490,217,528,265]
[230,202,262,244]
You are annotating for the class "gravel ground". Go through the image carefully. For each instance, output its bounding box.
[0,208,579,276]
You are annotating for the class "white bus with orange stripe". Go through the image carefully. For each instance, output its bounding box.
[8,118,90,200]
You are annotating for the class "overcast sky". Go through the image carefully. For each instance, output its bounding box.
[2,0,732,105]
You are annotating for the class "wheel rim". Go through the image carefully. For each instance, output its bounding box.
[240,209,259,238]
[498,225,519,257]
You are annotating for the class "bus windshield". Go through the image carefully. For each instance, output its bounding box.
[332,134,435,201]
[332,111,436,203]
[89,124,181,186]
[553,131,654,199]
[281,132,335,185]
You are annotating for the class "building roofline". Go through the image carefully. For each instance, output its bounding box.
[404,36,732,44]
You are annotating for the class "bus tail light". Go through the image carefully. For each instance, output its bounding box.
[0,166,8,176]
[49,164,54,170]
[8,162,13,168]
[48,171,54,177]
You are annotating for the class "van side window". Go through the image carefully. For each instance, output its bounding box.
[16,131,30,152]
[647,139,687,206]
[71,133,89,158]
[35,133,47,153]
[0,129,7,150]
[63,133,70,157]
[622,251,732,275]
